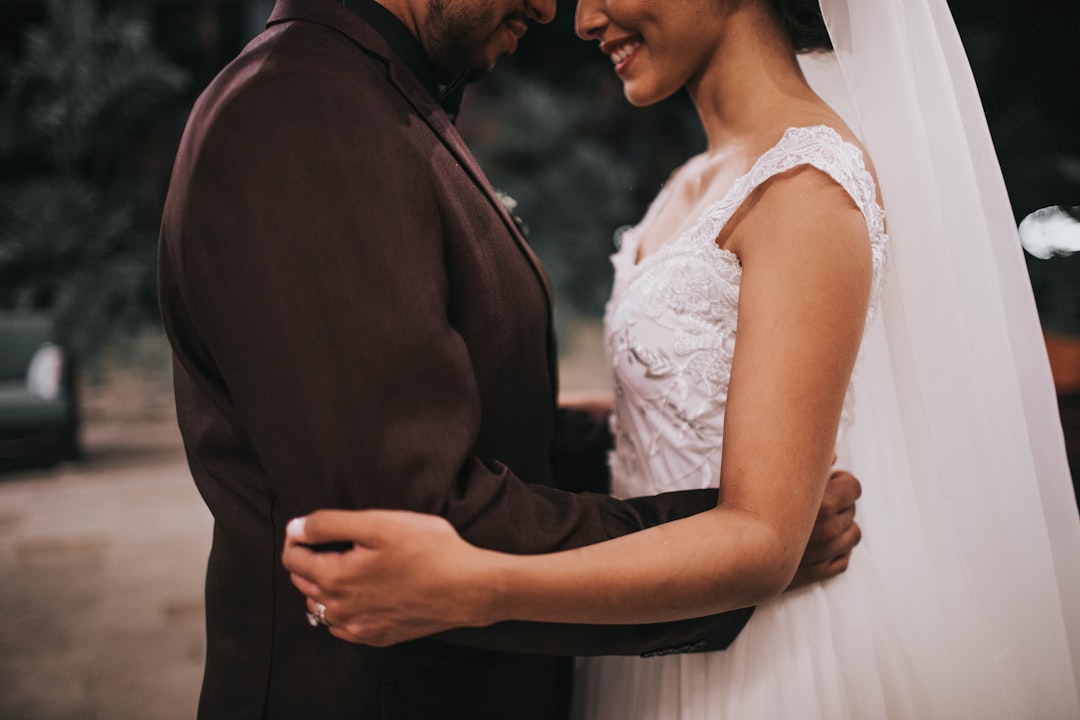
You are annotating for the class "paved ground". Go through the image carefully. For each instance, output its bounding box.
[0,421,211,720]
[0,323,610,720]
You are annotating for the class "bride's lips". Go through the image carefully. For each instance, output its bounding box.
[601,35,644,75]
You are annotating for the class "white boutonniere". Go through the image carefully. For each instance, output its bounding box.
[494,189,530,238]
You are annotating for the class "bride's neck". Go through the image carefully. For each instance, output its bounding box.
[687,11,821,157]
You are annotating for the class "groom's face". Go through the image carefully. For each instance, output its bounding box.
[415,0,557,80]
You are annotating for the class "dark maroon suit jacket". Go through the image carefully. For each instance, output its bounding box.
[158,1,752,717]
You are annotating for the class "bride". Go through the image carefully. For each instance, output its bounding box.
[284,0,1080,716]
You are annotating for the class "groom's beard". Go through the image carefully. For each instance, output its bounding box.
[423,0,526,82]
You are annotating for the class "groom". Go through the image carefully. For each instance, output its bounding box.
[158,0,862,717]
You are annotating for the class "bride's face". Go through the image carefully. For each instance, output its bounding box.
[574,0,730,106]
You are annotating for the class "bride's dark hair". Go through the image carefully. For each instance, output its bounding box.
[771,0,833,53]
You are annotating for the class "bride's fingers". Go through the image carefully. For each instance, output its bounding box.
[304,596,373,644]
[282,511,407,580]
[306,592,434,647]
[281,540,340,584]
[286,510,367,546]
[328,621,409,648]
[289,571,322,599]
[283,539,378,596]
[306,595,329,622]
[327,624,368,644]
[287,509,450,548]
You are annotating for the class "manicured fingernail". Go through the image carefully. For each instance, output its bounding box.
[287,517,306,538]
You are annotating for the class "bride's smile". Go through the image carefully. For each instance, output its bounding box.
[575,0,730,107]
[601,36,642,74]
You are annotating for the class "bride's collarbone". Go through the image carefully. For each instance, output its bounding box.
[635,161,747,262]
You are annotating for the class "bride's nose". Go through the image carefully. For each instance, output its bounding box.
[575,0,607,40]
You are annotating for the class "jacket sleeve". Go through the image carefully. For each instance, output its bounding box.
[551,406,614,495]
[173,65,751,656]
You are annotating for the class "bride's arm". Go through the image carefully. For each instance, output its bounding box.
[476,169,873,625]
[285,168,871,641]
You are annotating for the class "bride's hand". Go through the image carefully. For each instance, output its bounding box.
[282,510,498,646]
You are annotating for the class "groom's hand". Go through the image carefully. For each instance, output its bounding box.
[787,469,862,591]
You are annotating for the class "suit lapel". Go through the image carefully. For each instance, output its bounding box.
[267,0,555,306]
[420,107,555,302]
[406,100,561,401]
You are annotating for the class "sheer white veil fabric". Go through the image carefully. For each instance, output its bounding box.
[801,0,1080,714]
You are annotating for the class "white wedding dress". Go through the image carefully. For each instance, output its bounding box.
[571,0,1080,715]
[573,124,1055,720]
[574,125,906,719]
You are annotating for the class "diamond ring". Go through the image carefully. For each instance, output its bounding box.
[306,601,329,627]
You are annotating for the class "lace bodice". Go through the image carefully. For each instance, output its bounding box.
[604,126,889,499]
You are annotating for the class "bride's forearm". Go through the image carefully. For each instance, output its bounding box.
[479,505,799,626]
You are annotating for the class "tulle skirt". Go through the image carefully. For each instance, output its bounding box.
[572,560,926,720]
[573,502,1079,720]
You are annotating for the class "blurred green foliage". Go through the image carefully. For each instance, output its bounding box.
[0,0,189,360]
[0,0,1071,361]
[460,4,705,322]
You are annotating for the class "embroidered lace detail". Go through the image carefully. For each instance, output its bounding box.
[604,126,890,499]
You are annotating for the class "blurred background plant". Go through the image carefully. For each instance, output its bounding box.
[0,0,189,361]
[458,4,706,336]
[461,64,702,326]
[2,0,1072,363]
[0,0,1075,439]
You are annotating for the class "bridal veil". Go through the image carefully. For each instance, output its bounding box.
[802,0,1080,714]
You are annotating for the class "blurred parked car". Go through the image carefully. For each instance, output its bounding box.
[0,313,81,468]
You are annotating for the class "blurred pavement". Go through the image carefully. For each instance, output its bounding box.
[0,320,610,720]
[0,420,210,720]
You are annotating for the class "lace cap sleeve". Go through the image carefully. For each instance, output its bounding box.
[740,125,890,305]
